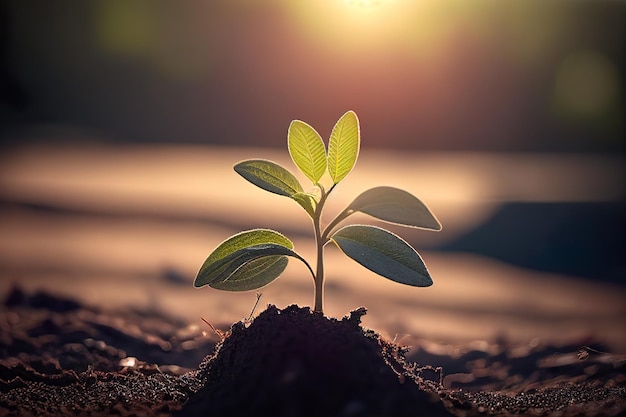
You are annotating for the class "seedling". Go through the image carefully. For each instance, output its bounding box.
[194,111,441,314]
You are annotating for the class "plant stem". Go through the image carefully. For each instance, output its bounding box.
[314,224,324,313]
[313,199,325,313]
[312,185,332,314]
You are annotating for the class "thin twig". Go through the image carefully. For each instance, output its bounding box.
[247,292,262,322]
[201,317,225,340]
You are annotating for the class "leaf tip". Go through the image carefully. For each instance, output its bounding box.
[193,273,208,288]
[429,215,443,232]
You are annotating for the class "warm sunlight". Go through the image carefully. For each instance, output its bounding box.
[285,0,421,52]
[344,0,388,8]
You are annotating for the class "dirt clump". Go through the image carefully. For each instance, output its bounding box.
[178,304,451,417]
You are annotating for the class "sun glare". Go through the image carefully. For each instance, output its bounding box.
[345,0,388,8]
[285,0,418,52]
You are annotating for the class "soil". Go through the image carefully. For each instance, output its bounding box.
[1,286,625,417]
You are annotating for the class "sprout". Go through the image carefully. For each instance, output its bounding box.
[195,111,441,314]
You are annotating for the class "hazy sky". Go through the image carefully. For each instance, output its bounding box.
[1,0,624,151]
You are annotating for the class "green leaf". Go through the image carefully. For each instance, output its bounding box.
[234,159,317,217]
[329,186,442,234]
[195,229,295,288]
[211,256,289,291]
[288,120,328,184]
[330,224,432,287]
[205,243,311,291]
[328,110,360,184]
[234,159,303,197]
[292,192,317,218]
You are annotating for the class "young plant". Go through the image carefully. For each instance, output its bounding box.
[194,111,441,314]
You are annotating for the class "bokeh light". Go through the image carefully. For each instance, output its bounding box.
[552,50,622,128]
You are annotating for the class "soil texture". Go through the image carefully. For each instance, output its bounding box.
[1,287,625,416]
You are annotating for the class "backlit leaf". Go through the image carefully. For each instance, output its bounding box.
[330,224,432,287]
[234,159,303,197]
[210,256,289,291]
[328,110,359,184]
[194,229,294,288]
[203,243,311,290]
[328,186,442,234]
[292,192,317,218]
[288,120,327,184]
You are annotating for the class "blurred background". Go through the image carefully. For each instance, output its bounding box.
[0,1,624,350]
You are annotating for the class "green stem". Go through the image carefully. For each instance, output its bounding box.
[312,185,332,314]
[313,218,324,313]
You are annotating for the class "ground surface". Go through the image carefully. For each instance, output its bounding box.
[1,288,624,417]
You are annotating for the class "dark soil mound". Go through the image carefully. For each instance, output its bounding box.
[177,304,451,417]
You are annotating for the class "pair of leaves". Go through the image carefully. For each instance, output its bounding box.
[197,184,442,292]
[194,223,434,292]
[288,110,360,186]
[233,110,359,218]
[194,229,313,291]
